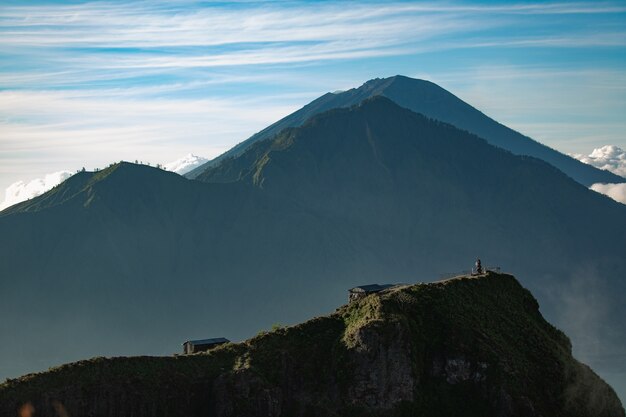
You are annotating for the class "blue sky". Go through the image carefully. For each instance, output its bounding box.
[1,0,625,196]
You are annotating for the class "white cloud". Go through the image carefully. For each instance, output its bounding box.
[574,146,626,204]
[0,171,73,211]
[572,145,626,177]
[164,154,208,175]
[590,183,626,205]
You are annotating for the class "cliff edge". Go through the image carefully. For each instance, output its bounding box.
[1,272,623,417]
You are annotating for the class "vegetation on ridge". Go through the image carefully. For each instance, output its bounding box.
[0,273,622,417]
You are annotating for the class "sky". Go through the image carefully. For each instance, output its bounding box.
[1,0,625,205]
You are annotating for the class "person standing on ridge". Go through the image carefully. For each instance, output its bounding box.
[475,258,483,274]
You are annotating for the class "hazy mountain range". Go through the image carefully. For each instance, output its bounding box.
[1,77,625,398]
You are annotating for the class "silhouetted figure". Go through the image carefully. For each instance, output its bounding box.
[475,258,483,274]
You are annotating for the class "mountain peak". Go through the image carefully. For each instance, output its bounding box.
[186,76,624,186]
[362,74,432,86]
[343,75,435,97]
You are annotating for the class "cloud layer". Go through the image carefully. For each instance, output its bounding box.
[590,183,626,205]
[164,154,208,175]
[0,171,73,211]
[572,145,626,178]
[569,145,626,204]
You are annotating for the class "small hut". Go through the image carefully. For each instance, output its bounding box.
[182,337,229,354]
[348,284,396,303]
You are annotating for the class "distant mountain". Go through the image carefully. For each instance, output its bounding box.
[187,76,624,187]
[165,153,208,175]
[1,97,625,397]
[0,155,208,212]
[1,273,623,417]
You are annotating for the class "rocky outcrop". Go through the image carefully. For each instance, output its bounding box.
[431,355,488,385]
[346,320,414,408]
[212,370,283,417]
[1,273,623,417]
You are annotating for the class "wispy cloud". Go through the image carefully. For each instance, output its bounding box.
[1,3,468,47]
[1,2,624,85]
[0,89,298,174]
[0,3,490,85]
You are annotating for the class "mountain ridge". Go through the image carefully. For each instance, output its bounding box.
[1,272,622,417]
[198,97,578,187]
[187,76,624,186]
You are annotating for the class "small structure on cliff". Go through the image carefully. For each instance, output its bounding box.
[348,284,397,303]
[182,337,229,354]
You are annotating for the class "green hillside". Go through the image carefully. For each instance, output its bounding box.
[1,273,622,417]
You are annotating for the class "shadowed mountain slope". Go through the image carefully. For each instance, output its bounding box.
[1,97,625,397]
[188,76,623,186]
[0,273,622,417]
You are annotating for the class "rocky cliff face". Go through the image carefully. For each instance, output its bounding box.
[1,273,623,417]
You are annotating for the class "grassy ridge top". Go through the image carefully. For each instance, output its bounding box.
[0,273,622,417]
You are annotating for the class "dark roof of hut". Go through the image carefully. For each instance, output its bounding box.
[349,284,396,293]
[182,337,230,346]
